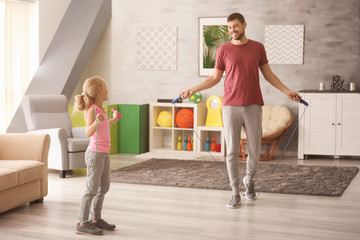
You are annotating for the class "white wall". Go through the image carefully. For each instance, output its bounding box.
[39,0,71,62]
[72,0,359,107]
[40,0,359,153]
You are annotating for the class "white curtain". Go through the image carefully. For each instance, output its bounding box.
[0,0,38,133]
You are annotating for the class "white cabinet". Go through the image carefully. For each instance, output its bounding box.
[149,102,225,158]
[298,92,360,159]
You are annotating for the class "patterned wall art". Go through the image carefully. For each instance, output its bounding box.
[136,26,178,71]
[264,25,304,65]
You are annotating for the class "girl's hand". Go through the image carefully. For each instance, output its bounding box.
[108,110,120,126]
[112,110,120,122]
[96,111,105,125]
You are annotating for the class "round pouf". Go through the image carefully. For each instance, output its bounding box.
[175,108,194,128]
[189,92,202,103]
[157,111,172,127]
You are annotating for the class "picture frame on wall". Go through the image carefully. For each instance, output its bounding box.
[199,17,231,76]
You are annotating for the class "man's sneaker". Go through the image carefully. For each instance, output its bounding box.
[76,222,103,235]
[226,195,241,209]
[93,218,116,231]
[243,177,256,200]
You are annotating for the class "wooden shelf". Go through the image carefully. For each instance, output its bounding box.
[197,126,225,156]
[149,102,225,157]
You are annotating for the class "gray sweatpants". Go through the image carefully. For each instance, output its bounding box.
[79,147,111,223]
[222,105,262,196]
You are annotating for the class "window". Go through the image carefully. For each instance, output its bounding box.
[0,0,38,133]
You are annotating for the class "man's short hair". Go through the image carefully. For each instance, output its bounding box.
[227,13,245,24]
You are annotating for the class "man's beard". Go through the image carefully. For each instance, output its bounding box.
[234,30,245,40]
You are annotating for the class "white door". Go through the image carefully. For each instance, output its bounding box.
[304,93,336,155]
[336,94,360,155]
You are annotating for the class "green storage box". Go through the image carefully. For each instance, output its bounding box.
[118,104,149,154]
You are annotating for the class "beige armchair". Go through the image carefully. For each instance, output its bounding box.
[239,105,293,161]
[0,133,50,213]
[22,95,89,178]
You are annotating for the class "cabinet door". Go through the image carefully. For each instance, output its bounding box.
[336,94,360,155]
[304,93,336,155]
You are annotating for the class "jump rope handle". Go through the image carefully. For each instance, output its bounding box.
[172,96,182,104]
[296,96,309,106]
[95,107,101,115]
[111,108,122,118]
[300,98,308,106]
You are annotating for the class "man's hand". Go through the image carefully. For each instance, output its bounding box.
[180,89,195,100]
[285,89,302,103]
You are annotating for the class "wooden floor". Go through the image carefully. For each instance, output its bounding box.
[1,154,360,240]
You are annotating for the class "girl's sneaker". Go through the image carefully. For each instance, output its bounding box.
[76,222,103,235]
[93,218,116,231]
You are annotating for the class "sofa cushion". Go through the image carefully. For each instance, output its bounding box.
[67,138,90,152]
[0,168,17,191]
[0,160,44,185]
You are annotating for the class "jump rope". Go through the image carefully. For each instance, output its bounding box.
[81,97,308,222]
[172,95,308,199]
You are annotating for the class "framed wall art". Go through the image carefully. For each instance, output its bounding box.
[199,17,231,76]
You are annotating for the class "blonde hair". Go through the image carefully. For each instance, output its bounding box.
[74,76,105,111]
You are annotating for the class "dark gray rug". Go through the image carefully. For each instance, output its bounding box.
[110,159,359,197]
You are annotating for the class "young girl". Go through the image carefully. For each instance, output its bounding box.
[74,76,120,235]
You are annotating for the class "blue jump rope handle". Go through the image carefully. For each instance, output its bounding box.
[299,98,308,106]
[172,96,182,104]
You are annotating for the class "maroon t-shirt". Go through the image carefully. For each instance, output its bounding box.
[215,39,268,106]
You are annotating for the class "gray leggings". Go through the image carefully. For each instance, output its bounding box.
[79,148,110,223]
[222,105,262,195]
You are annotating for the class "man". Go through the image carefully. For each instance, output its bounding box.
[180,13,301,209]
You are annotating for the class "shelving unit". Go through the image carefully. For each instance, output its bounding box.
[149,102,225,158]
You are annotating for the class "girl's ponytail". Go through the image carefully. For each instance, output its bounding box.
[73,76,104,112]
